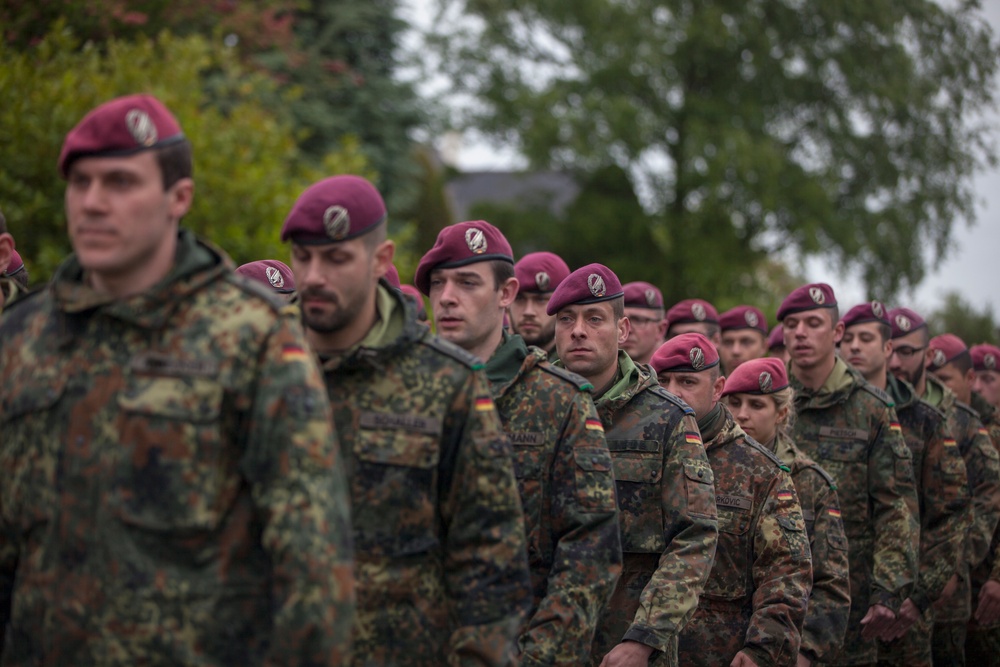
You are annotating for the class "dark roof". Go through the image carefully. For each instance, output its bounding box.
[445,171,580,220]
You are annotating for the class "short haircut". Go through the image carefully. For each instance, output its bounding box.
[705,322,720,338]
[362,220,388,251]
[876,322,891,343]
[611,295,624,321]
[491,260,516,290]
[155,140,193,190]
[949,350,973,375]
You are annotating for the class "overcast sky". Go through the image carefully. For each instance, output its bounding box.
[402,1,1000,318]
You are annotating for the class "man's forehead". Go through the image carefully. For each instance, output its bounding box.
[722,329,764,341]
[431,264,490,280]
[625,305,663,316]
[893,329,926,347]
[559,302,614,316]
[844,321,882,336]
[784,308,832,324]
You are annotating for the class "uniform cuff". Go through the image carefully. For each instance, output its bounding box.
[869,588,902,613]
[622,626,672,660]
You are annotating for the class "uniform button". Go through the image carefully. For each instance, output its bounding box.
[591,457,599,464]
[698,471,704,478]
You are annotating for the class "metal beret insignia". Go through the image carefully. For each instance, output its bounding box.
[692,303,707,321]
[323,205,351,240]
[465,227,487,254]
[809,287,825,305]
[986,353,997,370]
[933,349,947,368]
[759,371,773,393]
[895,314,912,332]
[745,310,759,327]
[535,271,551,291]
[126,109,158,146]
[872,300,885,318]
[689,346,706,370]
[265,266,284,288]
[588,273,607,298]
[645,289,657,306]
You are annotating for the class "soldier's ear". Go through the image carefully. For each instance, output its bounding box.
[498,276,518,309]
[0,234,13,276]
[373,239,395,280]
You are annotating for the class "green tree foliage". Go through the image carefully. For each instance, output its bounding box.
[928,291,999,345]
[0,26,370,280]
[429,0,999,299]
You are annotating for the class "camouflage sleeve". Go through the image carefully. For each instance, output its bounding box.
[964,423,1000,571]
[0,515,13,653]
[442,369,532,667]
[742,472,811,666]
[239,308,356,667]
[518,391,622,667]
[623,413,719,656]
[866,405,919,610]
[798,474,850,663]
[911,419,970,611]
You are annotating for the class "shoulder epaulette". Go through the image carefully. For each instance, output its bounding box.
[537,361,594,392]
[224,272,286,312]
[955,400,982,420]
[860,381,893,406]
[647,384,695,414]
[743,434,788,471]
[420,333,484,370]
[804,459,838,489]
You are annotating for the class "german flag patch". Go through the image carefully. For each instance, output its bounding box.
[585,418,604,433]
[979,428,990,437]
[475,397,495,412]
[890,422,902,433]
[828,508,842,518]
[777,490,794,501]
[685,432,702,445]
[282,344,310,362]
[944,438,957,447]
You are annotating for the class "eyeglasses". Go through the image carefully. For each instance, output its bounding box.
[891,345,926,359]
[629,316,663,327]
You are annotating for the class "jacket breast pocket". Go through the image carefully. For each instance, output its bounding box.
[353,428,441,557]
[113,376,233,533]
[610,441,664,554]
[818,438,869,522]
[703,508,752,600]
[0,376,67,530]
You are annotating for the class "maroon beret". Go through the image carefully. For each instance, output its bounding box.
[235,259,295,294]
[623,282,664,310]
[281,175,387,246]
[887,307,927,340]
[721,357,789,397]
[650,332,720,374]
[719,305,767,334]
[515,251,571,293]
[971,344,1000,372]
[5,250,24,276]
[666,298,719,326]
[841,300,889,329]
[59,94,185,177]
[400,284,423,302]
[415,220,514,295]
[546,263,624,316]
[776,283,837,321]
[927,333,969,371]
[767,325,785,351]
[384,263,401,289]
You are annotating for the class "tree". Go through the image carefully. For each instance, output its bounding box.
[0,26,370,280]
[928,291,999,345]
[428,0,1000,300]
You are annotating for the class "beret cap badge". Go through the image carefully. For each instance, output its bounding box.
[689,347,706,370]
[986,353,997,370]
[745,310,759,327]
[535,272,550,291]
[691,303,707,321]
[933,349,947,368]
[809,287,826,305]
[759,371,773,393]
[588,274,607,298]
[645,289,657,306]
[465,227,488,254]
[265,266,284,289]
[323,205,351,240]
[126,109,158,146]
[872,301,885,318]
[895,315,912,332]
